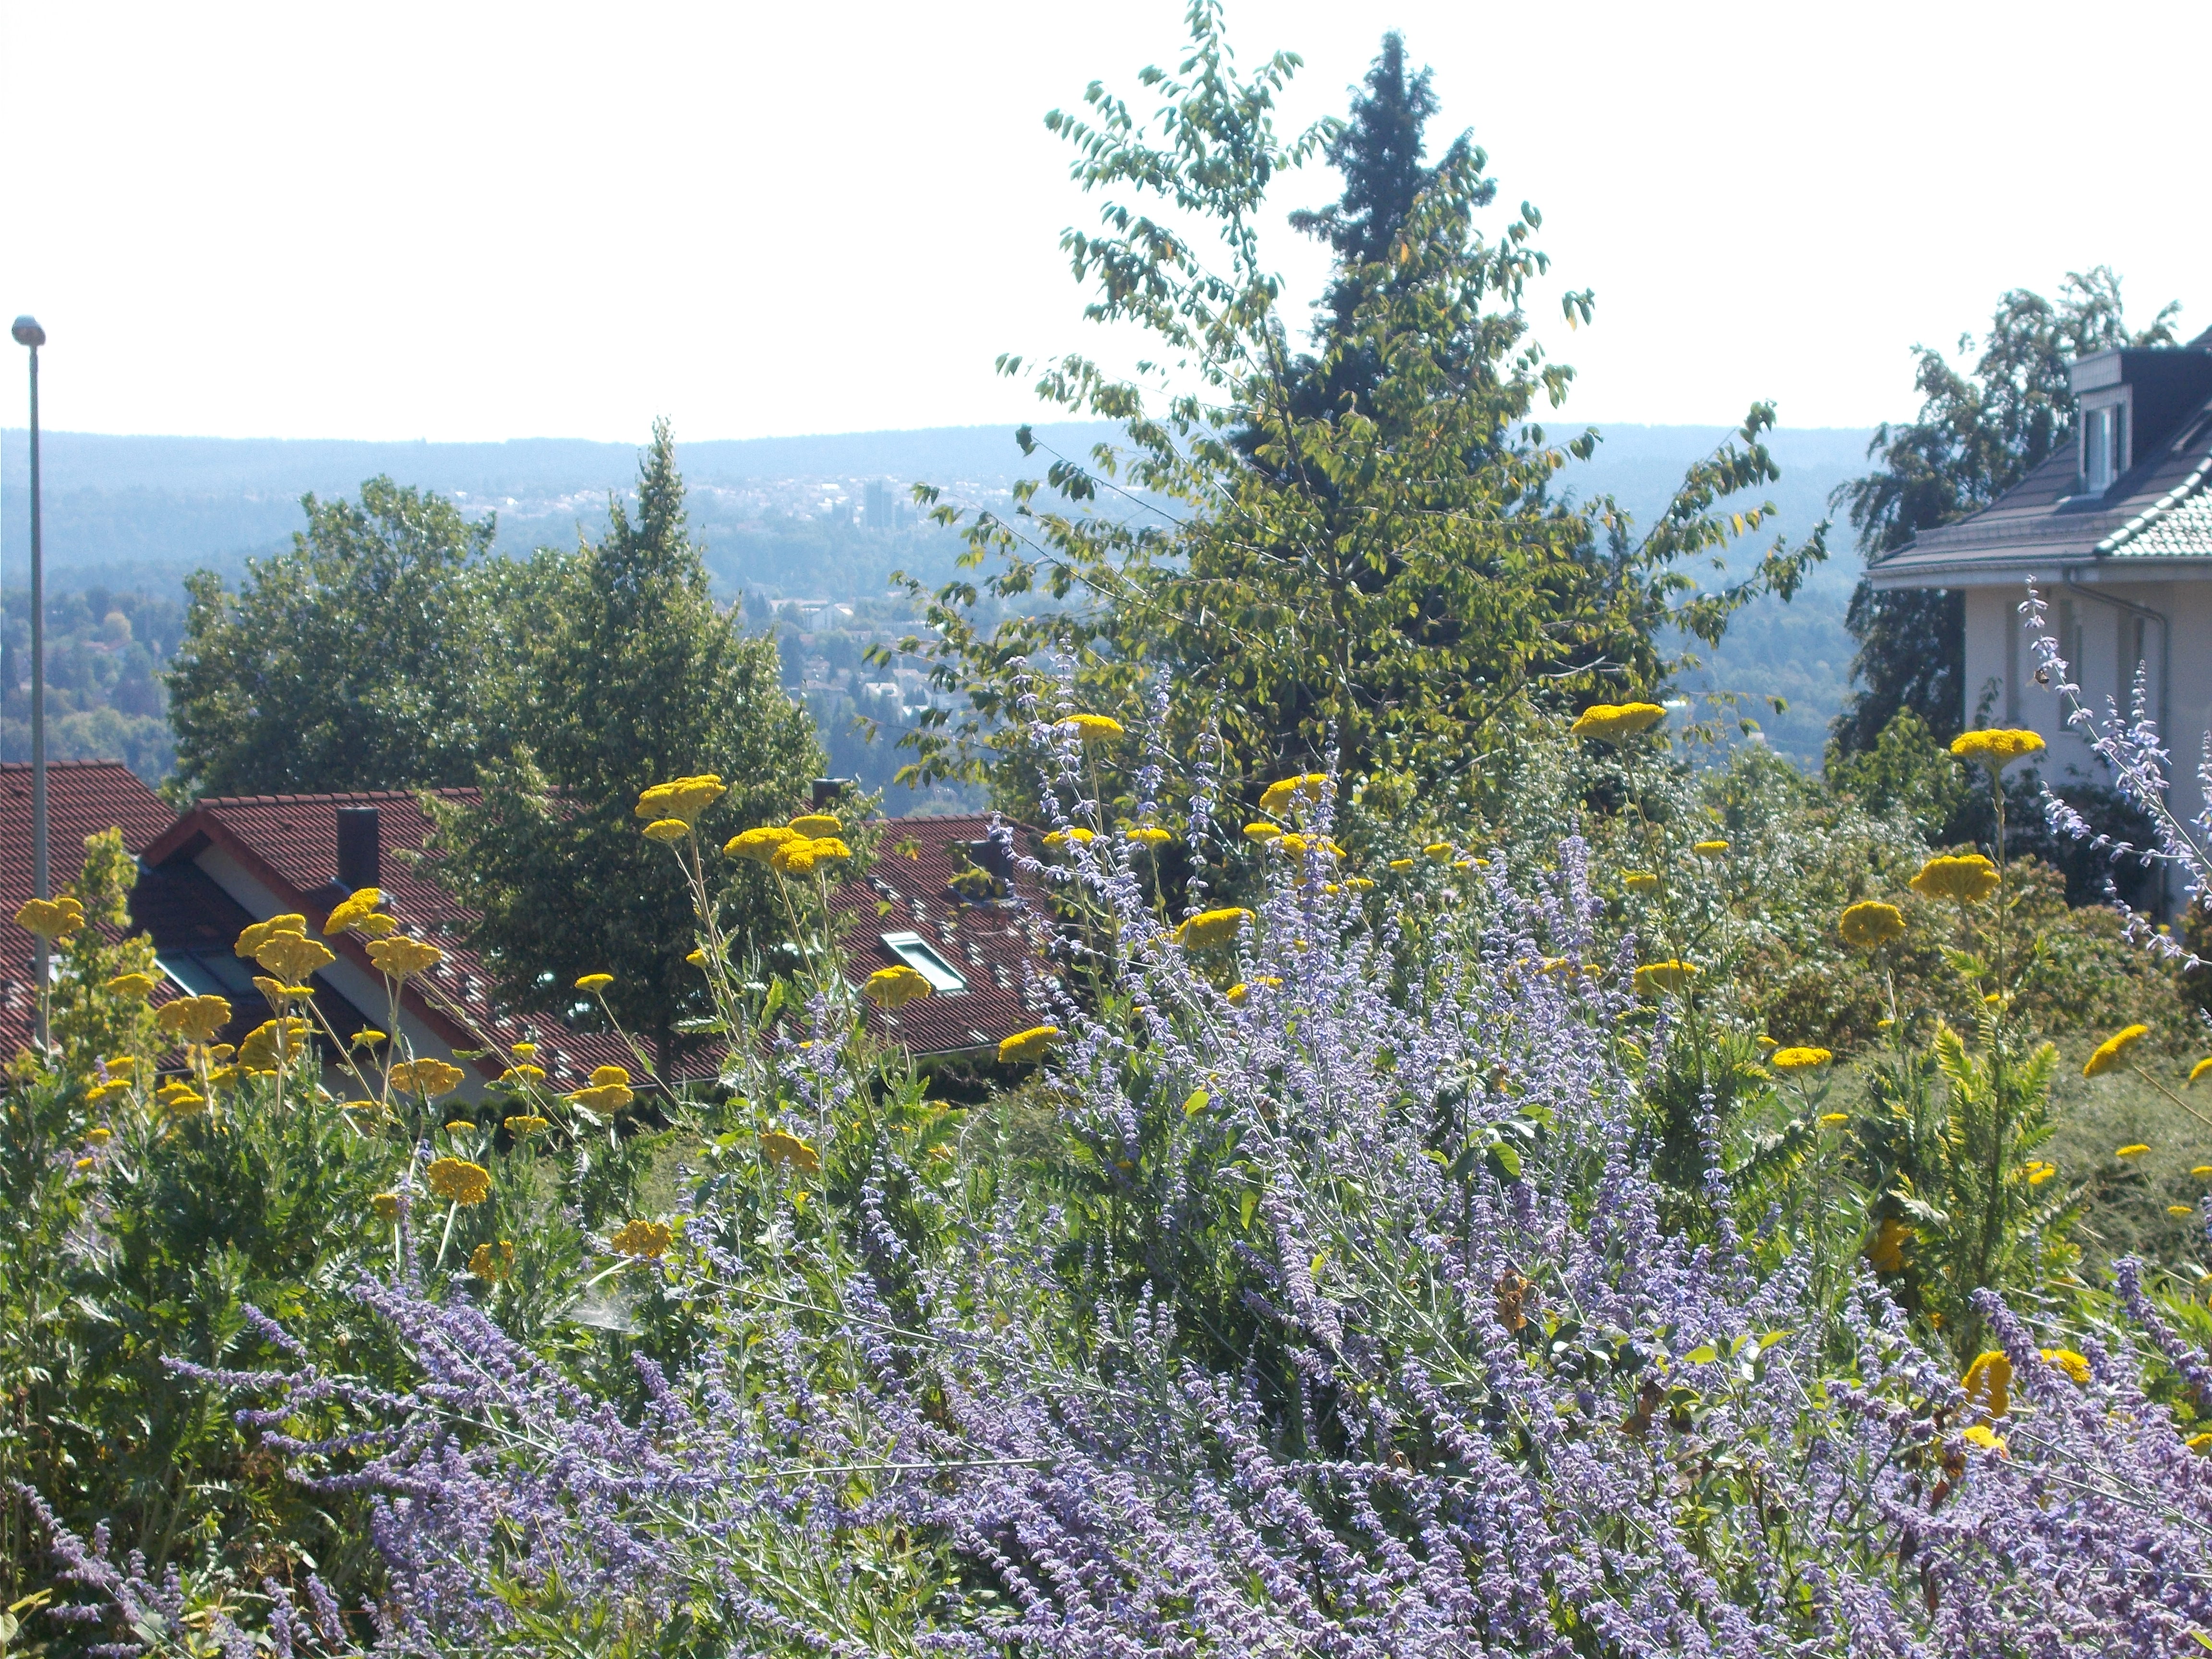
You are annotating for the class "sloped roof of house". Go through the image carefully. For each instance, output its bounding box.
[140,788,637,1086]
[1,762,177,1057]
[832,815,1057,1056]
[1870,345,2212,588]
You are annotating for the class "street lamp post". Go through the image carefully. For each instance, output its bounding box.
[11,316,47,1045]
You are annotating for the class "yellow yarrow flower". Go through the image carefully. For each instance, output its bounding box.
[1226,976,1282,1008]
[372,1192,401,1222]
[469,1240,515,1280]
[1127,826,1171,847]
[998,1025,1061,1065]
[1771,1046,1832,1073]
[1819,1112,1849,1126]
[2084,1024,2151,1078]
[425,1157,492,1205]
[1633,961,1698,997]
[1388,857,1415,871]
[498,1063,547,1085]
[1569,702,1668,744]
[505,1114,550,1136]
[257,930,336,982]
[1838,900,1907,949]
[14,895,86,939]
[1962,1349,2012,1418]
[103,972,157,1000]
[2116,1143,2150,1158]
[1058,713,1124,743]
[633,775,726,828]
[238,1017,311,1071]
[2024,1160,2058,1185]
[1174,908,1252,950]
[1422,842,1453,863]
[390,1058,467,1098]
[2040,1347,2091,1384]
[576,973,614,993]
[1910,854,2000,906]
[1950,728,2045,770]
[2191,1058,2212,1085]
[726,825,800,863]
[2172,1204,2199,1218]
[352,1028,388,1048]
[1258,773,1328,815]
[759,1129,821,1173]
[1961,1425,2007,1454]
[367,935,444,981]
[1866,1217,1912,1274]
[863,964,933,1010]
[610,1219,675,1259]
[1042,828,1094,847]
[322,887,385,935]
[1243,823,1282,842]
[1692,839,1730,858]
[643,818,691,843]
[234,914,308,958]
[1622,871,1659,892]
[788,813,842,837]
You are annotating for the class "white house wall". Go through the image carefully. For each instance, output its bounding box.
[1964,574,2212,888]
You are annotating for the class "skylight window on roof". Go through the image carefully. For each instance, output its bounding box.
[879,931,966,994]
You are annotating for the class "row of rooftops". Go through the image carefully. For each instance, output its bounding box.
[1870,326,2212,589]
[3,761,1055,1076]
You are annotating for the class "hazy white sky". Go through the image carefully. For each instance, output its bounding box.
[2,1,2204,445]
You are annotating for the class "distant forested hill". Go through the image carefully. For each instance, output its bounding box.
[2,421,1875,771]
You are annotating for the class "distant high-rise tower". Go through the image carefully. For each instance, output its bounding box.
[863,478,895,530]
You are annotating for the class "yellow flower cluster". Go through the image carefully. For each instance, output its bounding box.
[759,1129,821,1172]
[2041,1346,2091,1385]
[863,964,933,1010]
[1909,854,2000,906]
[1174,908,1252,950]
[1226,977,1282,1007]
[634,774,727,830]
[1058,713,1124,743]
[1622,872,1659,893]
[771,836,851,877]
[323,886,397,937]
[610,1219,675,1259]
[1244,823,1281,843]
[1633,961,1697,997]
[425,1156,492,1205]
[576,973,614,993]
[1259,773,1330,817]
[1042,828,1094,848]
[239,1017,312,1072]
[391,1058,467,1098]
[998,1025,1061,1065]
[570,1065,636,1118]
[368,935,445,981]
[105,972,157,1000]
[2083,1023,2149,1078]
[1838,900,1906,949]
[1692,839,1730,859]
[14,895,86,939]
[1950,728,2045,770]
[154,993,234,1045]
[1866,1216,1912,1274]
[1569,702,1667,744]
[1770,1046,1832,1073]
[469,1239,515,1280]
[505,1114,549,1137]
[1962,1350,2011,1418]
[1128,826,1171,847]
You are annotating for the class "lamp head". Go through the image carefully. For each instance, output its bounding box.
[12,316,46,349]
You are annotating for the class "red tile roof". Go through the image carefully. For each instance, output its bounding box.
[140,789,636,1086]
[2,762,178,1057]
[832,815,1057,1055]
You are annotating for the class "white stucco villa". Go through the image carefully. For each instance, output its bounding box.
[1867,328,2212,905]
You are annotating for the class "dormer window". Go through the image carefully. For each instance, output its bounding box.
[879,931,967,994]
[2082,398,2128,493]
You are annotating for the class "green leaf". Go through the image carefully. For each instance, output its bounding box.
[1183,1089,1210,1117]
[1684,1344,1720,1365]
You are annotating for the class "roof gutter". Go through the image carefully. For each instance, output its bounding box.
[2058,567,2172,914]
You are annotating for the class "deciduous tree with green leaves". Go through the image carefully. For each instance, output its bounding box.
[887,12,1824,819]
[1830,268,2182,755]
[431,422,822,1072]
[166,478,525,799]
